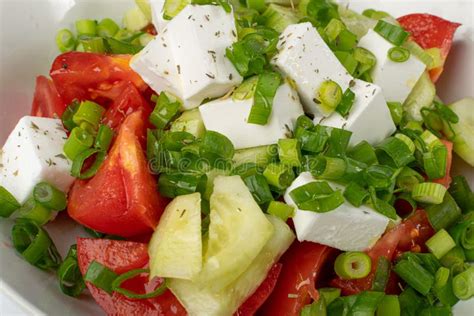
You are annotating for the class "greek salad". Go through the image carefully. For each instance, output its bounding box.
[1,0,474,315]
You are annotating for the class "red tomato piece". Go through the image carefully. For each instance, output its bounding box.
[30,76,67,118]
[76,238,186,316]
[331,210,435,295]
[259,242,338,316]
[68,111,167,237]
[433,139,453,188]
[397,14,461,82]
[235,263,282,316]
[50,52,147,104]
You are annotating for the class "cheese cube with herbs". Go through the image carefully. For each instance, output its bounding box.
[131,5,243,109]
[271,22,353,118]
[358,29,426,103]
[0,116,74,204]
[199,82,304,149]
[284,172,390,251]
[318,79,396,146]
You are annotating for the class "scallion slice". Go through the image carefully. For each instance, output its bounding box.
[393,258,434,295]
[453,266,474,300]
[84,260,118,294]
[75,19,97,36]
[309,156,346,180]
[334,51,359,75]
[374,20,410,46]
[243,173,274,205]
[158,173,207,198]
[324,18,345,42]
[376,295,400,316]
[149,91,182,129]
[73,101,105,131]
[56,29,76,53]
[344,182,369,207]
[448,175,474,212]
[61,101,80,132]
[376,136,415,167]
[57,245,85,297]
[426,229,456,259]
[267,201,294,222]
[317,80,343,113]
[334,252,372,280]
[388,46,411,63]
[71,149,107,180]
[97,18,119,38]
[298,125,330,154]
[63,127,94,160]
[248,71,282,125]
[112,269,167,299]
[371,257,391,292]
[364,165,396,190]
[348,141,378,166]
[412,182,447,205]
[200,131,234,169]
[94,125,114,152]
[278,138,302,167]
[289,181,344,213]
[368,187,397,219]
[396,167,424,192]
[263,163,295,190]
[386,101,403,125]
[33,182,67,211]
[0,186,20,218]
[15,198,52,226]
[326,128,352,158]
[425,193,462,231]
[336,88,356,117]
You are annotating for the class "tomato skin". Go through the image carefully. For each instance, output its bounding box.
[397,14,461,82]
[31,76,67,118]
[68,111,166,237]
[50,52,147,104]
[76,238,186,316]
[259,242,338,316]
[235,263,282,316]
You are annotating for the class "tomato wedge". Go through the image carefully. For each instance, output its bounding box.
[259,242,338,316]
[30,76,67,118]
[397,14,461,82]
[77,238,186,316]
[235,263,282,316]
[50,52,147,104]
[68,111,167,237]
[331,210,435,295]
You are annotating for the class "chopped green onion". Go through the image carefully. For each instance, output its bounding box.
[73,101,105,131]
[11,219,62,270]
[336,88,356,117]
[387,102,403,125]
[263,163,295,190]
[364,165,396,190]
[105,37,143,54]
[149,92,181,129]
[246,0,266,12]
[278,138,302,167]
[374,20,410,46]
[63,127,94,160]
[393,258,434,295]
[420,306,453,315]
[71,149,107,180]
[449,175,474,212]
[452,266,474,300]
[290,181,344,213]
[317,80,343,113]
[348,141,378,165]
[248,71,282,125]
[396,167,424,192]
[243,174,274,205]
[57,245,85,297]
[200,131,234,169]
[97,18,119,38]
[33,182,67,211]
[344,182,369,207]
[340,157,367,183]
[84,260,118,294]
[335,252,372,280]
[388,47,411,63]
[319,288,341,306]
[112,269,167,299]
[412,182,447,205]
[353,47,377,68]
[266,201,294,221]
[324,18,345,42]
[334,51,359,75]
[94,125,114,152]
[423,145,448,180]
[394,133,416,154]
[326,128,352,158]
[75,19,97,36]
[449,216,474,250]
[56,29,76,52]
[426,193,462,231]
[79,37,107,53]
[61,101,80,131]
[294,114,314,138]
[433,266,459,307]
[362,9,390,20]
[369,187,398,219]
[158,173,207,198]
[333,30,358,51]
[0,186,20,218]
[301,297,326,316]
[15,198,52,226]
[426,229,456,259]
[309,156,346,180]
[376,136,415,167]
[399,287,429,315]
[372,257,391,292]
[233,76,258,101]
[435,266,450,289]
[298,125,330,154]
[376,295,400,316]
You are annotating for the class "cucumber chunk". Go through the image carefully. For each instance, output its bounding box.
[443,98,474,167]
[149,193,202,280]
[123,6,150,32]
[262,4,300,33]
[194,176,274,291]
[135,0,152,21]
[233,145,278,168]
[168,214,295,316]
[170,109,205,138]
[403,71,436,121]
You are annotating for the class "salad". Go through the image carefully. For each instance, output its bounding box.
[0,0,473,315]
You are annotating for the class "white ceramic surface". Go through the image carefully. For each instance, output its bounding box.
[0,0,473,315]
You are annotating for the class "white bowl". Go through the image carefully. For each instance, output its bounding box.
[0,0,473,314]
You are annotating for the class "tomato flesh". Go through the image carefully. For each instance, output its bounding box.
[31,76,67,118]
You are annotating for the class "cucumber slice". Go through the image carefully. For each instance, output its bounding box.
[266,0,301,7]
[337,5,377,39]
[170,109,205,138]
[168,214,295,316]
[163,0,190,20]
[233,145,278,168]
[443,98,474,167]
[194,176,274,291]
[203,168,230,200]
[135,0,152,21]
[262,4,300,33]
[123,6,150,32]
[403,71,436,121]
[149,193,202,280]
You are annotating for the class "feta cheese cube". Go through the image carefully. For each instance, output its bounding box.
[149,0,168,32]
[131,5,243,110]
[199,82,304,149]
[358,29,426,104]
[318,79,396,146]
[284,172,390,251]
[271,22,353,117]
[0,116,74,204]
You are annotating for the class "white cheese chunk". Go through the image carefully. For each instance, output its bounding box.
[199,82,304,149]
[318,79,396,146]
[0,116,74,204]
[284,172,390,251]
[149,0,168,32]
[271,22,353,117]
[131,5,243,110]
[358,29,426,104]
